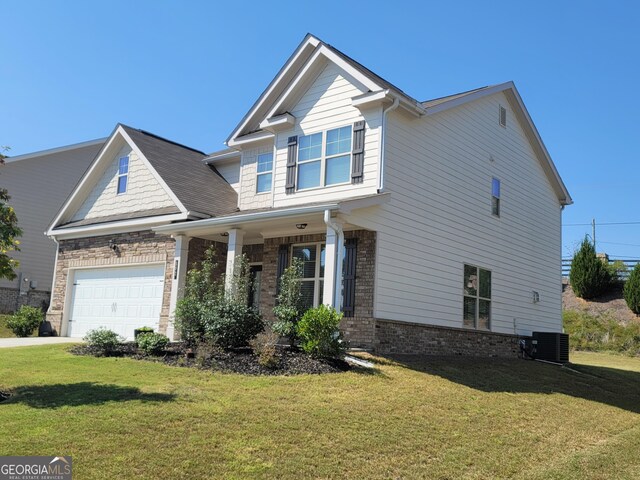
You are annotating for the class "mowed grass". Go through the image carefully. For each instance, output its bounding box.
[1,346,639,479]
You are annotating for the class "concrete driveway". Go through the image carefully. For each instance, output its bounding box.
[0,337,83,348]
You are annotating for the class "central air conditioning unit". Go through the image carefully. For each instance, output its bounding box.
[532,332,569,363]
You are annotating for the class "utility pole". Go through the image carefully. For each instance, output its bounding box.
[592,218,596,250]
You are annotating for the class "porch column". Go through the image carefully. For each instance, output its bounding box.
[225,229,244,293]
[322,220,344,310]
[167,234,191,341]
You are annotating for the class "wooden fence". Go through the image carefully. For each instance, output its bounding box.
[562,258,640,278]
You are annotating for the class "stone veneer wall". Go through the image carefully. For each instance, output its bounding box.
[0,287,51,314]
[374,319,523,358]
[261,230,376,349]
[46,230,175,335]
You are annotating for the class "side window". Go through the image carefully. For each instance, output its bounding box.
[256,152,273,193]
[492,177,501,217]
[463,264,491,330]
[117,156,129,194]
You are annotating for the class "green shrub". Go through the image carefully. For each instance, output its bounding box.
[136,332,170,355]
[134,326,154,338]
[624,263,640,315]
[249,330,280,368]
[569,237,611,299]
[6,305,43,337]
[272,258,305,345]
[297,305,346,358]
[563,310,640,356]
[84,328,122,355]
[607,260,628,286]
[203,298,263,349]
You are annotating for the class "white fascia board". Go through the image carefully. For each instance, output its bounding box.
[337,192,390,214]
[259,112,296,132]
[118,126,189,214]
[4,138,107,164]
[47,213,189,240]
[351,90,391,108]
[203,150,241,164]
[227,130,275,148]
[47,127,124,233]
[153,203,341,235]
[265,45,382,122]
[226,35,321,145]
[423,82,514,116]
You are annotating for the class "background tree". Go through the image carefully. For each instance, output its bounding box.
[0,147,22,280]
[569,236,611,299]
[624,263,640,315]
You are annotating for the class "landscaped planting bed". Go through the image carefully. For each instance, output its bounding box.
[70,342,350,376]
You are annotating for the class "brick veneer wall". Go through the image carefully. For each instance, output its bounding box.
[374,319,523,357]
[46,230,175,335]
[260,229,376,349]
[0,287,51,314]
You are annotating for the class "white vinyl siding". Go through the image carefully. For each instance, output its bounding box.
[71,144,176,221]
[214,160,241,193]
[238,143,274,210]
[349,92,562,336]
[270,61,381,208]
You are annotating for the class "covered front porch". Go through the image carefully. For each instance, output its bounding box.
[155,195,386,347]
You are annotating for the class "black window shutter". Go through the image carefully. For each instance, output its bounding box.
[351,121,365,184]
[285,136,298,194]
[342,238,357,317]
[276,244,290,295]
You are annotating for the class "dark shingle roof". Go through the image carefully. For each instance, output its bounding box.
[120,125,239,218]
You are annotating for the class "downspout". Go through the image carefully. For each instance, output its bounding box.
[324,209,344,310]
[378,97,400,193]
[47,235,60,315]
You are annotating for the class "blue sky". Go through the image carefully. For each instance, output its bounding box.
[2,1,639,258]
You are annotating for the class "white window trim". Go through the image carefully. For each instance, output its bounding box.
[463,264,492,331]
[117,156,129,195]
[256,152,273,195]
[291,242,325,307]
[492,177,501,217]
[296,126,352,191]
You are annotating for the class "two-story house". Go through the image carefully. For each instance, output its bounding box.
[45,34,572,356]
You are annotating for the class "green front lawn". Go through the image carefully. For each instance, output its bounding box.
[1,347,639,479]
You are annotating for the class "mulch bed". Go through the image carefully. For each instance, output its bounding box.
[69,343,351,376]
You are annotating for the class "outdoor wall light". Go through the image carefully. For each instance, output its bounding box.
[296,223,308,230]
[108,240,119,253]
[220,232,229,237]
[532,291,540,303]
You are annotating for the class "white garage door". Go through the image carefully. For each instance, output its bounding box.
[68,265,165,340]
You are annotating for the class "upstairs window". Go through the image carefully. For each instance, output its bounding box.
[256,152,273,193]
[297,125,352,190]
[492,178,501,217]
[117,156,129,194]
[463,264,492,330]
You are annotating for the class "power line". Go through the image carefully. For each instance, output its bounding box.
[598,241,640,248]
[564,221,640,227]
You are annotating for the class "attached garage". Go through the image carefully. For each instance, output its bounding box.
[67,264,165,340]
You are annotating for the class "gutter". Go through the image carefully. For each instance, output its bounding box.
[46,236,60,314]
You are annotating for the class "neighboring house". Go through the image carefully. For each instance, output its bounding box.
[46,34,572,356]
[0,139,104,313]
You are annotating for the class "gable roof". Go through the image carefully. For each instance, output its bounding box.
[120,126,238,218]
[48,124,238,235]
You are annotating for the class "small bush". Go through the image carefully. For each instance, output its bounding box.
[84,328,122,355]
[272,258,305,345]
[134,326,154,338]
[607,260,628,287]
[563,310,640,356]
[624,263,640,315]
[569,237,611,299]
[136,332,170,355]
[203,298,264,349]
[297,305,346,358]
[6,305,43,337]
[249,330,280,368]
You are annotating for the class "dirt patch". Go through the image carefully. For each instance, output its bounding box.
[69,343,351,376]
[563,280,638,324]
